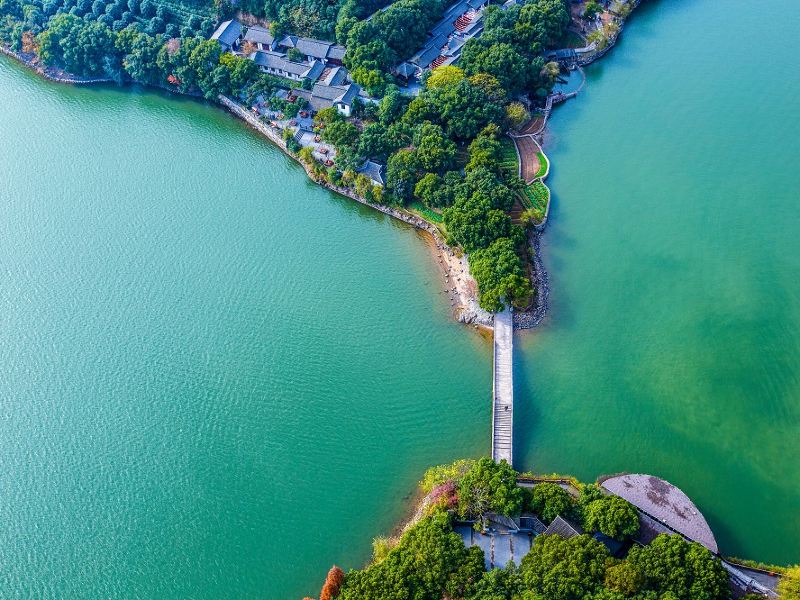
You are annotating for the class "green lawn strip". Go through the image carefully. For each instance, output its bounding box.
[408,201,444,224]
[535,151,549,179]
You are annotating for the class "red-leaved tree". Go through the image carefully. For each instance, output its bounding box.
[319,566,344,600]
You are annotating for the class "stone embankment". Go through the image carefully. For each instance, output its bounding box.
[514,231,548,329]
[217,95,494,327]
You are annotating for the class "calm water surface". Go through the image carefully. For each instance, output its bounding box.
[1,0,798,596]
[516,0,800,564]
[0,59,490,598]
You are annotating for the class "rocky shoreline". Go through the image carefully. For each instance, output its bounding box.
[515,230,549,329]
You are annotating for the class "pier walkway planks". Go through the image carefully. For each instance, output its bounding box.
[491,307,514,466]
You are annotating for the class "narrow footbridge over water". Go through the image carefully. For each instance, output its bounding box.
[491,308,514,466]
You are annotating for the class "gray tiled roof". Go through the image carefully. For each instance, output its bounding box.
[322,66,348,86]
[395,62,417,77]
[543,515,584,539]
[249,52,324,81]
[292,88,313,103]
[357,160,386,185]
[210,20,242,47]
[412,34,447,68]
[277,35,332,60]
[327,45,346,61]
[279,35,299,48]
[298,82,361,112]
[243,25,274,46]
[519,515,547,534]
[296,37,332,59]
[304,61,326,82]
[431,19,457,39]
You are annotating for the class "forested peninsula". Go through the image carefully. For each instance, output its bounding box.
[0,0,634,319]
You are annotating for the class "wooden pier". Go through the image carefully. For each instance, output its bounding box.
[491,307,514,465]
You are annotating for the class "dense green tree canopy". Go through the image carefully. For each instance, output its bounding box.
[520,534,610,600]
[468,564,523,600]
[457,458,523,522]
[529,482,574,524]
[583,495,640,541]
[322,120,360,151]
[626,535,729,600]
[443,194,518,254]
[424,77,503,140]
[386,148,420,202]
[603,560,646,597]
[339,513,485,600]
[459,41,531,93]
[413,122,456,173]
[470,237,532,312]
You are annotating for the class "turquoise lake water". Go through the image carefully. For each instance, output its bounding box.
[0,0,798,597]
[516,0,800,565]
[0,59,490,598]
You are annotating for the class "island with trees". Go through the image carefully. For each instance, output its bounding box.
[302,458,796,600]
[0,0,640,321]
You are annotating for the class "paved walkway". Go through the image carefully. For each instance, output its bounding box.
[455,525,533,570]
[492,308,514,465]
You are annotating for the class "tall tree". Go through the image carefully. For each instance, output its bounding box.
[457,457,523,523]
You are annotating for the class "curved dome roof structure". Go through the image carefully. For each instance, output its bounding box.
[601,474,718,553]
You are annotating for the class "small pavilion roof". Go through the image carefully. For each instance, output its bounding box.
[544,515,583,539]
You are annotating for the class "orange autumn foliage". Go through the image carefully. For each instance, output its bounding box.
[21,31,37,54]
[319,565,344,600]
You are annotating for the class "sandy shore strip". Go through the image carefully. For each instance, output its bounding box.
[427,232,493,328]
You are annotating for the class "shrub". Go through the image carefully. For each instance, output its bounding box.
[626,534,729,600]
[457,457,523,523]
[778,565,800,599]
[420,459,474,494]
[520,534,609,599]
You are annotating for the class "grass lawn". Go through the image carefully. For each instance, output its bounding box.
[408,201,444,224]
[534,151,549,179]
